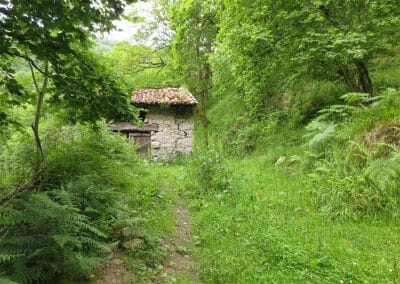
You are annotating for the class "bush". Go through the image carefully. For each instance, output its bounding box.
[304,88,400,219]
[226,121,265,155]
[190,148,233,193]
[291,80,347,124]
[0,124,140,282]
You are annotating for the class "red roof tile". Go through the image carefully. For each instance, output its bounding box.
[131,88,197,106]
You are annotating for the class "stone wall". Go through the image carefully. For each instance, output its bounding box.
[144,106,194,161]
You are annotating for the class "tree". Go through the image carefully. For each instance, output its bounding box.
[101,42,179,90]
[0,0,137,163]
[215,0,400,100]
[267,0,400,94]
[167,0,220,142]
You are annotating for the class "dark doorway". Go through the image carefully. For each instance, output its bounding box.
[128,132,151,156]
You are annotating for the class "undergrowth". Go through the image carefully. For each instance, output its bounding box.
[171,63,400,283]
[0,122,171,283]
[305,88,400,219]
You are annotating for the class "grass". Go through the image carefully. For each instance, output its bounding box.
[173,84,400,281]
[173,150,400,283]
[122,163,195,283]
[152,75,400,283]
[122,54,400,283]
[120,163,177,282]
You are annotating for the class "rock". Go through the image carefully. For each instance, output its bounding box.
[275,156,286,166]
[178,122,194,131]
[121,239,144,251]
[168,260,175,266]
[152,141,161,149]
[177,138,192,149]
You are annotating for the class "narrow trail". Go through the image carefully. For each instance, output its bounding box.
[93,199,200,284]
[93,176,200,284]
[154,199,201,283]
[92,250,131,284]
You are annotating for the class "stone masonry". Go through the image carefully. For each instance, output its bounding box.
[109,88,197,161]
[145,108,194,161]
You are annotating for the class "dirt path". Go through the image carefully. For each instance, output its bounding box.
[92,182,200,284]
[154,200,201,283]
[92,249,131,284]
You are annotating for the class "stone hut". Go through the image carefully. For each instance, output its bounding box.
[109,87,197,161]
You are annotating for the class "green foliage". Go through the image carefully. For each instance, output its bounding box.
[290,81,347,124]
[208,0,400,125]
[304,120,336,152]
[167,0,219,93]
[0,124,141,282]
[190,149,232,193]
[309,146,400,220]
[100,42,179,91]
[0,0,137,127]
[303,88,400,219]
[1,191,108,283]
[1,1,400,282]
[374,58,400,89]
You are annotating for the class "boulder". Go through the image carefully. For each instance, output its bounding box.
[121,239,144,251]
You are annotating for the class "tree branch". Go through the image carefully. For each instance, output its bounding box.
[0,51,54,79]
[32,61,49,172]
[27,53,40,93]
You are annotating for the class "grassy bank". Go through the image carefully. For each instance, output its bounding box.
[172,76,400,282]
[178,152,400,283]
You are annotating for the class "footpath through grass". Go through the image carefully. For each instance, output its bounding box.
[107,164,200,284]
[114,146,400,283]
[164,151,400,283]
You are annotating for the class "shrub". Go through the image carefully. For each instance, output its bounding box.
[190,148,233,193]
[291,80,347,124]
[226,121,265,155]
[305,88,400,219]
[0,124,140,282]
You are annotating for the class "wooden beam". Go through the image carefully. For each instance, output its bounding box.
[107,122,159,132]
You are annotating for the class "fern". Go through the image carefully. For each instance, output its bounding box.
[0,124,141,282]
[0,253,24,263]
[304,120,336,151]
[365,152,400,189]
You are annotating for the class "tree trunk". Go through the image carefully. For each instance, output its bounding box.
[337,62,373,94]
[337,66,358,92]
[355,61,373,94]
[194,38,211,146]
[32,62,49,165]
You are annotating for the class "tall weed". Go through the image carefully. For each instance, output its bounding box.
[189,148,233,194]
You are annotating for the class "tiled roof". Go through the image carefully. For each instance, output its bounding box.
[131,88,197,106]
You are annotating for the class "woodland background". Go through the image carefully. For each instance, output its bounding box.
[1,1,400,283]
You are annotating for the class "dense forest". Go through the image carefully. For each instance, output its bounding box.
[1,0,400,283]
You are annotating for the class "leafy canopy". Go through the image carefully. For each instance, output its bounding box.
[0,0,138,126]
[211,0,400,117]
